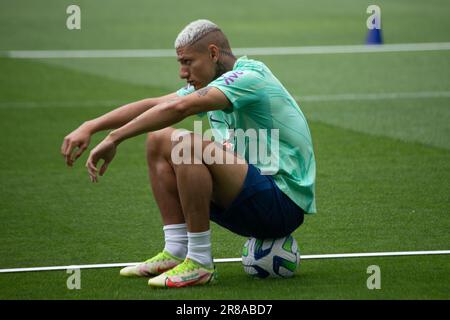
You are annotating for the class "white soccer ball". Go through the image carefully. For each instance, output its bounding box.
[242,235,300,278]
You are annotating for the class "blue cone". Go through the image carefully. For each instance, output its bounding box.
[366,28,383,45]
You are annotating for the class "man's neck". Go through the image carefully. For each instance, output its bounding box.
[214,54,237,80]
[222,55,237,72]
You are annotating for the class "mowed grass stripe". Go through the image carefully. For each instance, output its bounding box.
[1,115,449,265]
[2,91,450,109]
[298,91,450,102]
[0,114,448,298]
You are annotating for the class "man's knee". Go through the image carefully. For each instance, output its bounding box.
[171,132,214,166]
[146,127,176,160]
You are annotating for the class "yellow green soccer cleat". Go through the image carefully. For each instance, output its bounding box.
[119,251,183,277]
[148,258,217,288]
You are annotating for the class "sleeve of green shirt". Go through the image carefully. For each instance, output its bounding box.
[207,70,265,110]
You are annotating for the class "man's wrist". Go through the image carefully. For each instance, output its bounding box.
[107,129,124,146]
[80,120,98,135]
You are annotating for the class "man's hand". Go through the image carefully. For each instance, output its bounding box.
[85,137,117,183]
[61,124,92,167]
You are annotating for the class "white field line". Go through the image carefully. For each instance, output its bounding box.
[2,42,450,59]
[0,250,449,274]
[295,91,450,102]
[2,91,450,109]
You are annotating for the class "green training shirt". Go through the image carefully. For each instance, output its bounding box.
[176,56,316,213]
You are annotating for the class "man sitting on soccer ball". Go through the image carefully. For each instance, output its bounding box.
[61,19,316,288]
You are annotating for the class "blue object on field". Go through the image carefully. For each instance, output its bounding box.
[366,28,383,45]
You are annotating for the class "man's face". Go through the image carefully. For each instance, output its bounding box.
[176,45,217,90]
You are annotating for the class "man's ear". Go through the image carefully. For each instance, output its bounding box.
[208,45,220,62]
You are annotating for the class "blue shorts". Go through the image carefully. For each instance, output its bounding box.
[210,164,304,238]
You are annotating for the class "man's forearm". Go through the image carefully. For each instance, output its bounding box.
[107,98,186,145]
[81,98,161,134]
[104,87,230,145]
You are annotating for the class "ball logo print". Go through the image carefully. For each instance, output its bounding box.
[242,235,300,278]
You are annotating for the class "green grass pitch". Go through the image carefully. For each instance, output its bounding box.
[0,0,449,299]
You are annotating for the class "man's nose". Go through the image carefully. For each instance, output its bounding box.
[179,67,189,79]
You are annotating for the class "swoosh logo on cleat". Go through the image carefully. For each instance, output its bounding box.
[155,266,170,274]
[166,273,211,288]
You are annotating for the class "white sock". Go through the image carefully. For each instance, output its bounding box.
[163,223,188,259]
[187,230,213,268]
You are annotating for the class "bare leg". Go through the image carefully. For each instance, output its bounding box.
[147,128,248,232]
[146,128,185,225]
[172,145,213,232]
[146,128,248,270]
[171,133,248,232]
